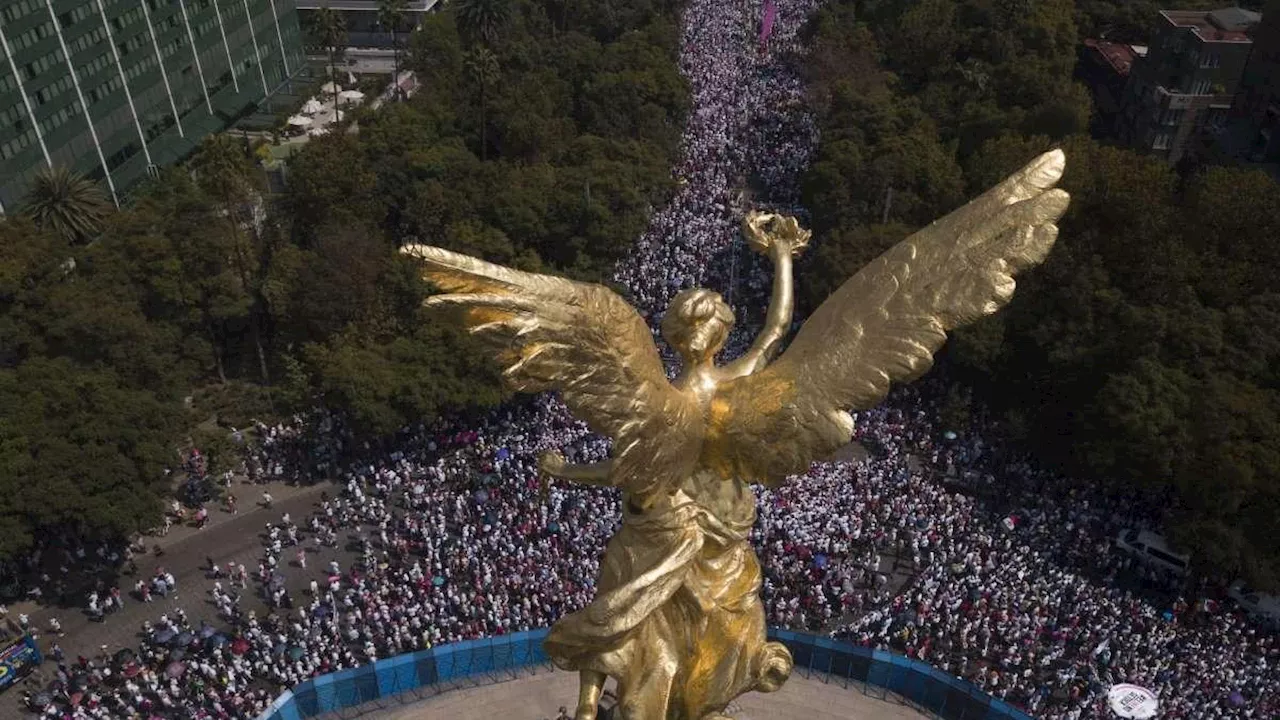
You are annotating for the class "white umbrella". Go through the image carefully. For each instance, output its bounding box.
[286,115,312,127]
[301,99,323,114]
[320,81,340,95]
[1107,684,1159,719]
[339,90,365,104]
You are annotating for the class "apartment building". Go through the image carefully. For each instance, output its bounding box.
[0,0,306,212]
[1217,0,1280,161]
[1115,7,1260,163]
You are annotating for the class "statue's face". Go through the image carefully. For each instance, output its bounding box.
[665,316,728,362]
[661,289,735,364]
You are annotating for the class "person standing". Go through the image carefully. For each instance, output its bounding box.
[296,548,307,570]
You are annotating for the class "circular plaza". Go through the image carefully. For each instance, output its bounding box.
[367,669,926,720]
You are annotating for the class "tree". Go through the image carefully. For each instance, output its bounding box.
[191,136,274,382]
[150,175,252,384]
[453,0,512,46]
[0,358,182,559]
[285,133,381,238]
[0,218,187,562]
[888,0,959,84]
[310,4,348,110]
[20,167,112,245]
[465,46,501,161]
[378,0,410,87]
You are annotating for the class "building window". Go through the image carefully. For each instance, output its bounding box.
[1153,133,1172,150]
[1200,53,1221,68]
[1191,79,1211,95]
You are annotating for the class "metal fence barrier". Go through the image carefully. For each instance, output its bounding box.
[258,629,1032,720]
[768,629,1033,720]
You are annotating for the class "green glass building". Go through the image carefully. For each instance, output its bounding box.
[0,0,305,213]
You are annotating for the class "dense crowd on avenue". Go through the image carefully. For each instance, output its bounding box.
[14,0,1280,718]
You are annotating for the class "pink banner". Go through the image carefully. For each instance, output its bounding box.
[760,0,777,44]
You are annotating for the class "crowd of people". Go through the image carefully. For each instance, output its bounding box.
[832,383,1280,719]
[18,0,1280,718]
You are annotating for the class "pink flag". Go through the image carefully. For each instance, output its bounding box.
[760,0,777,44]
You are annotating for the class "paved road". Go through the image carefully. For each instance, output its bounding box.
[2,479,348,720]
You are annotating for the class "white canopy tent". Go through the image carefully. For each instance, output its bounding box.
[286,115,313,127]
[301,98,324,114]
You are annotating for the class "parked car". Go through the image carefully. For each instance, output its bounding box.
[1114,529,1191,576]
[1227,581,1280,624]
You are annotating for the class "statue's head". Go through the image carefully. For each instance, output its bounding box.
[661,288,735,365]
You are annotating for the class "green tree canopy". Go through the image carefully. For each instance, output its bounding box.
[803,0,1280,588]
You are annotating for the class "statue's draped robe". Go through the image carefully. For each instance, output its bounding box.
[544,480,770,718]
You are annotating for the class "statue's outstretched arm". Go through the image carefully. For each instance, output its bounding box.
[539,451,614,487]
[722,213,809,378]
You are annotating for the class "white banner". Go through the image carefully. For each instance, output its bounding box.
[1107,684,1159,719]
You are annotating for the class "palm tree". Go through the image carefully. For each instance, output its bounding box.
[453,0,512,47]
[310,4,347,111]
[21,167,112,244]
[377,0,409,89]
[465,46,501,160]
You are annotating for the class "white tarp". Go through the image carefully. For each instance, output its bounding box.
[1107,684,1159,719]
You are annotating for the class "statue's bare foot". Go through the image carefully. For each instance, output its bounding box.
[756,641,794,693]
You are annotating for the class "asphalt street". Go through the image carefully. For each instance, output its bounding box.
[1,479,352,720]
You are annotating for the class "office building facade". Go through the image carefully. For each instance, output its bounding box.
[0,0,305,213]
[295,0,438,49]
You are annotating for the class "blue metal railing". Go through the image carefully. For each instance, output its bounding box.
[258,629,1033,720]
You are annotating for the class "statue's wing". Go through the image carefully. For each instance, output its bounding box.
[706,150,1069,485]
[402,244,702,497]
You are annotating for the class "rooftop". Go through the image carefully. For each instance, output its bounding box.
[1083,39,1146,76]
[1161,7,1261,43]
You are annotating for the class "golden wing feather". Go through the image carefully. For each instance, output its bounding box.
[705,150,1071,485]
[402,244,702,498]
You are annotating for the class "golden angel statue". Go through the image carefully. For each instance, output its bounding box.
[402,150,1070,720]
